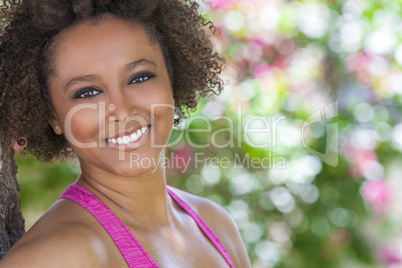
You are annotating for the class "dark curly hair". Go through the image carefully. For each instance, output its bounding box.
[0,0,224,162]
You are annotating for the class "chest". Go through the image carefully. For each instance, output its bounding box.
[139,224,231,268]
[102,219,231,268]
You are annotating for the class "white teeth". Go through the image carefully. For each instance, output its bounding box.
[130,132,138,141]
[108,125,148,145]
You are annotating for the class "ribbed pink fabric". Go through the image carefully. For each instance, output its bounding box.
[58,183,235,268]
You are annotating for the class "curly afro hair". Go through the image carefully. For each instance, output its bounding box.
[0,0,224,162]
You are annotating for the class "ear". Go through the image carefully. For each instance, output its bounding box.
[49,111,63,135]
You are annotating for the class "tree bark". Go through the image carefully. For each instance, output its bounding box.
[0,137,25,259]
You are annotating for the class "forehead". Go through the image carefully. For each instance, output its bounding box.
[50,16,161,76]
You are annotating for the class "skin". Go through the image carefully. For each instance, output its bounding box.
[0,16,251,268]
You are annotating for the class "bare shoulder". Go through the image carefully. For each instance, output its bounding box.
[0,199,110,268]
[169,187,252,268]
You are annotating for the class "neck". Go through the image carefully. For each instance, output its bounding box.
[75,158,176,228]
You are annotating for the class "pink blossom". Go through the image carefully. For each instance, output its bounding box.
[251,38,268,48]
[211,0,236,9]
[253,64,271,78]
[273,58,289,69]
[341,140,358,161]
[342,141,379,179]
[345,51,372,73]
[379,246,402,265]
[361,179,389,213]
[355,150,378,176]
[172,145,194,171]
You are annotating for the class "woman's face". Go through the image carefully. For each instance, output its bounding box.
[48,16,175,178]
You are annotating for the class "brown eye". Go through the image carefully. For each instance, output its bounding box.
[73,88,102,99]
[129,72,156,85]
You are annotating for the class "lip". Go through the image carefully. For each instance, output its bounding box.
[105,124,151,151]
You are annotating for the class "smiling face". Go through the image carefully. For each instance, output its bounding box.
[48,16,175,178]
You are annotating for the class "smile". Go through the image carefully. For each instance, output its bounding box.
[107,125,149,145]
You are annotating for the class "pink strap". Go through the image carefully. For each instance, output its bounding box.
[58,184,158,268]
[58,184,234,268]
[166,187,235,268]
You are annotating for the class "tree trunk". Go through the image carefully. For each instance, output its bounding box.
[0,137,25,259]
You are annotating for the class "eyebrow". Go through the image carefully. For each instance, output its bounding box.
[65,74,100,90]
[64,58,157,90]
[123,59,157,72]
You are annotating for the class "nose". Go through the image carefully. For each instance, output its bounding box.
[107,89,138,122]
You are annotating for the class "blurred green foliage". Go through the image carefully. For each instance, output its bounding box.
[16,155,78,228]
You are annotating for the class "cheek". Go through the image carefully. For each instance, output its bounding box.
[62,106,101,144]
[148,88,175,122]
[143,85,175,144]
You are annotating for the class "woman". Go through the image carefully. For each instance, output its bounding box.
[0,0,251,267]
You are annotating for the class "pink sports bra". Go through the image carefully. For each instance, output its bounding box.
[58,183,235,268]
